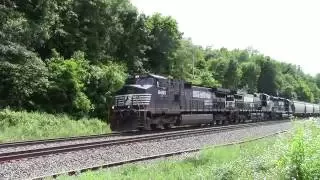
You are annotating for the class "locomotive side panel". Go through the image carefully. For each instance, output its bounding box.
[190,86,213,112]
[182,84,192,112]
[212,88,228,110]
[235,93,255,110]
[146,77,185,129]
[179,86,215,125]
[148,77,184,115]
[151,78,173,114]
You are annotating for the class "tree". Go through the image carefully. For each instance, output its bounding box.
[43,0,147,64]
[307,82,320,103]
[240,62,260,93]
[223,59,241,90]
[296,80,314,102]
[257,58,278,95]
[209,57,229,85]
[238,50,250,63]
[145,13,182,74]
[45,51,92,117]
[200,71,220,88]
[279,74,298,99]
[0,42,49,109]
[283,86,297,100]
[315,73,320,89]
[169,39,195,80]
[2,0,150,73]
[86,62,127,120]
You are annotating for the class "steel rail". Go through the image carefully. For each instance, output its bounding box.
[32,130,289,180]
[0,123,248,149]
[0,120,289,163]
[0,128,189,149]
[0,132,123,149]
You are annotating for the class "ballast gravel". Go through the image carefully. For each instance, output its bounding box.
[0,121,292,180]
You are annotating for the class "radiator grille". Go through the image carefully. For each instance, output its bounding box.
[115,94,152,106]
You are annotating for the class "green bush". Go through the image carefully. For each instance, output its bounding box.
[86,61,127,120]
[277,120,320,179]
[0,109,110,142]
[45,51,92,116]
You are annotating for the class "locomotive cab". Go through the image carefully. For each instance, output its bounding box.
[283,99,294,119]
[113,75,154,109]
[111,74,171,131]
[259,93,272,111]
[225,95,235,109]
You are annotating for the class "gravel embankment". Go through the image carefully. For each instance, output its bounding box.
[0,121,292,180]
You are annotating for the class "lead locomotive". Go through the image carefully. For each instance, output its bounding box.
[110,74,320,131]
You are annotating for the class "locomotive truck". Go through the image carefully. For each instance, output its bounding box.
[110,74,320,131]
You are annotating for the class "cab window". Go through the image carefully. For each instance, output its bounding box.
[136,77,154,86]
[226,95,234,101]
[116,86,146,95]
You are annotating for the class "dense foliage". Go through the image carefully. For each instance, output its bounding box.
[0,0,319,120]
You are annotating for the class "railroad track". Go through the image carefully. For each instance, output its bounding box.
[0,120,290,163]
[0,132,132,149]
[0,124,229,149]
[32,129,288,180]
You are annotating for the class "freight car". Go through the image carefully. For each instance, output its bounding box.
[110,74,319,131]
[292,101,320,117]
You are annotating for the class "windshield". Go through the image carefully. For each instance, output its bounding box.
[125,77,136,84]
[136,78,154,86]
[116,86,146,95]
[226,95,234,101]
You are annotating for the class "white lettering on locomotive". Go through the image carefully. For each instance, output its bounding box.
[158,90,167,95]
[192,90,211,99]
[204,99,213,106]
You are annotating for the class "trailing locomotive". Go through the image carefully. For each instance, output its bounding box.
[110,74,320,131]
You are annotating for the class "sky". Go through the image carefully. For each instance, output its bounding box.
[130,0,320,76]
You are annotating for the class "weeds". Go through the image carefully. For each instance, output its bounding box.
[278,120,320,180]
[0,109,110,142]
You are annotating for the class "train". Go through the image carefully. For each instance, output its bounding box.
[110,73,320,131]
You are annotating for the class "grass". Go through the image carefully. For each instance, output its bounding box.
[0,108,111,143]
[55,119,320,180]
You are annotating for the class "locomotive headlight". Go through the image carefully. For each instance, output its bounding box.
[111,106,115,109]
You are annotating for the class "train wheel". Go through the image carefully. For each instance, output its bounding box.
[223,120,228,125]
[150,124,158,130]
[163,123,171,129]
[216,120,220,126]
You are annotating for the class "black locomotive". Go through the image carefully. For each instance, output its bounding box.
[110,74,320,131]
